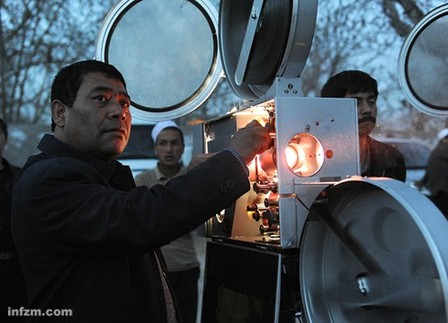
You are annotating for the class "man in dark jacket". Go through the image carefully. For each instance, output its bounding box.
[11,60,271,322]
[0,118,28,322]
[321,70,406,181]
[424,131,448,217]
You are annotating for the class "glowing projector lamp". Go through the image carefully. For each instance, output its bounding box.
[275,96,360,194]
[285,133,324,177]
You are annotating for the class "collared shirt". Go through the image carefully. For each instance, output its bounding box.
[135,164,200,272]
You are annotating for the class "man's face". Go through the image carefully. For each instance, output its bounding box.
[55,72,131,161]
[154,129,184,167]
[344,91,377,137]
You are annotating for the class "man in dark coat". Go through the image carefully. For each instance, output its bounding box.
[11,60,271,322]
[321,70,406,181]
[425,131,448,217]
[0,118,28,322]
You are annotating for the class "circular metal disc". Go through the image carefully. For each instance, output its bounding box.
[300,177,448,322]
[219,0,317,101]
[96,0,221,122]
[398,4,448,117]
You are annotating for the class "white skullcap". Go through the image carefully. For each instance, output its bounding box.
[151,120,180,142]
[437,128,448,140]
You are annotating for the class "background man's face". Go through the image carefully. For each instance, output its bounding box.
[154,129,184,167]
[345,91,378,137]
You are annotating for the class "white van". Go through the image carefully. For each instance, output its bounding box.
[118,123,158,176]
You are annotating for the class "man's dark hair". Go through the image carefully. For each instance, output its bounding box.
[50,60,127,131]
[321,70,379,98]
[0,118,8,139]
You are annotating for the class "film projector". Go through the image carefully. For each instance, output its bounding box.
[96,0,448,322]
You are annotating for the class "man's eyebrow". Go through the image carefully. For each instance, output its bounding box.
[120,91,131,100]
[349,93,376,100]
[90,86,131,100]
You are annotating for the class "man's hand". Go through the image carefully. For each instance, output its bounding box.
[229,120,272,164]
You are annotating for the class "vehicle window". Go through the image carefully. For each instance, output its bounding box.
[120,125,156,159]
[388,142,431,169]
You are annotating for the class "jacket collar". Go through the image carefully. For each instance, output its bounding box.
[37,134,122,181]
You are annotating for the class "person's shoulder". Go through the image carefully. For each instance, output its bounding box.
[369,136,399,151]
[2,158,21,173]
[18,155,98,183]
[369,137,404,160]
[134,167,158,187]
[178,165,188,175]
[135,167,157,179]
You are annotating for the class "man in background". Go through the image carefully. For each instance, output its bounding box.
[0,118,27,321]
[420,128,448,218]
[135,120,200,323]
[321,70,406,181]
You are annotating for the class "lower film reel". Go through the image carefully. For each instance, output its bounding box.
[300,177,448,323]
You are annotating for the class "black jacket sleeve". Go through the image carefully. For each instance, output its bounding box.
[12,150,249,255]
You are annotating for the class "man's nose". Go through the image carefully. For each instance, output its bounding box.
[108,101,127,120]
[358,100,372,115]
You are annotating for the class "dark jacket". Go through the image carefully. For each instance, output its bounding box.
[426,138,448,195]
[425,138,448,217]
[362,136,406,181]
[0,158,20,250]
[11,134,249,322]
[1,158,28,320]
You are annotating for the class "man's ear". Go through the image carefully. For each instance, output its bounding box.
[51,100,67,128]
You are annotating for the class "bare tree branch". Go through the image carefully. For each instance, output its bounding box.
[0,0,116,124]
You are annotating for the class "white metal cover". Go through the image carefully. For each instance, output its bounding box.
[96,0,222,122]
[219,0,317,101]
[398,4,448,117]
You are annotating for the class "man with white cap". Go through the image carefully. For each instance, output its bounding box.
[135,120,200,323]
